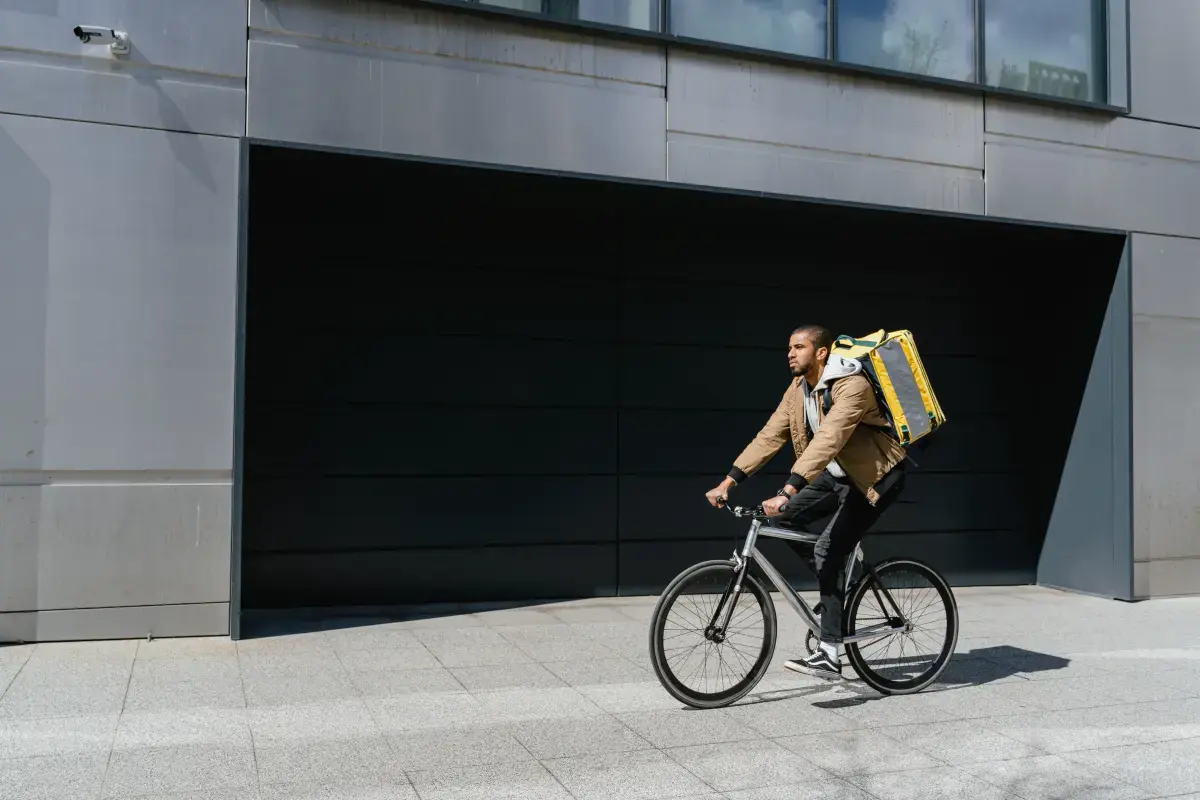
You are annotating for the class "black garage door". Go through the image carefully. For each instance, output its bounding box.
[241,146,1122,609]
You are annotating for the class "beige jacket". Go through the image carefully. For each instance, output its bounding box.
[731,373,907,505]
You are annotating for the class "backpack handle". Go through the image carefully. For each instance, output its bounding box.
[834,335,877,348]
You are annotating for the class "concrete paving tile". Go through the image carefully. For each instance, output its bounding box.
[575,681,688,714]
[962,754,1151,800]
[236,632,333,657]
[412,627,507,648]
[1064,737,1200,797]
[254,736,402,785]
[976,671,1194,712]
[808,688,967,728]
[323,629,424,651]
[931,655,1030,688]
[877,719,1047,765]
[0,713,117,759]
[426,643,536,669]
[259,779,416,799]
[348,667,465,697]
[666,738,829,792]
[28,641,137,664]
[385,723,533,770]
[847,764,1019,800]
[615,708,760,748]
[983,705,1166,753]
[135,637,237,660]
[368,691,484,734]
[122,677,246,713]
[248,698,381,743]
[105,789,260,800]
[101,743,257,797]
[334,647,441,672]
[450,663,568,692]
[473,608,561,626]
[408,760,572,800]
[543,749,709,800]
[725,779,875,800]
[493,625,620,663]
[549,607,635,623]
[0,753,108,800]
[775,728,944,777]
[722,693,858,737]
[242,670,359,707]
[474,686,606,724]
[130,654,240,684]
[542,657,652,687]
[509,715,653,759]
[0,671,129,720]
[113,708,251,750]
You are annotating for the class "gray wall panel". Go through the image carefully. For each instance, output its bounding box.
[1132,235,1200,580]
[0,0,246,134]
[0,487,40,614]
[0,114,239,472]
[984,135,1200,237]
[0,603,229,643]
[0,484,233,613]
[1037,250,1131,599]
[0,123,49,473]
[1128,0,1200,127]
[247,39,667,179]
[666,50,984,169]
[668,133,985,215]
[0,58,244,139]
[1133,316,1200,562]
[249,0,665,86]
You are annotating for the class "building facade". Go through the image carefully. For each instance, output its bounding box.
[1,0,1197,641]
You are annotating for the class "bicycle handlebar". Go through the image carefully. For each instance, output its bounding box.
[721,502,767,519]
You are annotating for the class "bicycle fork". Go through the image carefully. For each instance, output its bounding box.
[704,519,761,642]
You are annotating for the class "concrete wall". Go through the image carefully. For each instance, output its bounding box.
[0,0,245,640]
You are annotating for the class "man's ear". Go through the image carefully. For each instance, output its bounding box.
[816,346,829,364]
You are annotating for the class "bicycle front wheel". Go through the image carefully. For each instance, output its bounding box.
[844,558,958,695]
[649,560,777,709]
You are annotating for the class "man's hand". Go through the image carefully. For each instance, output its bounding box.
[705,478,736,508]
[762,494,791,517]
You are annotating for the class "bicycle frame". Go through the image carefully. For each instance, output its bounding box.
[714,514,909,646]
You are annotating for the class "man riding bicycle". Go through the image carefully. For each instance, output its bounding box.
[705,324,908,680]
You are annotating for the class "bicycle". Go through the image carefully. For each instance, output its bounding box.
[649,502,959,709]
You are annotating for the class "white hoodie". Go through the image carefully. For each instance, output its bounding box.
[800,354,863,479]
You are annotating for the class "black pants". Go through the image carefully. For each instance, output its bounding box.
[774,465,906,643]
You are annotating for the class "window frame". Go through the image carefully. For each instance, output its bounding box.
[427,0,1130,114]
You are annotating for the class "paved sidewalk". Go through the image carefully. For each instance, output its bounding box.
[2,586,1200,799]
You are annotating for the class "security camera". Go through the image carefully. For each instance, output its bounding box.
[73,25,130,55]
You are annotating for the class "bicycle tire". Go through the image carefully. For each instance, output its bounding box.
[649,560,777,709]
[844,558,958,695]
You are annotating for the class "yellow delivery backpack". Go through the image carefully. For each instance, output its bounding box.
[825,329,946,449]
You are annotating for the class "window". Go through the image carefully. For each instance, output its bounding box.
[450,0,1118,107]
[473,0,660,31]
[837,0,975,81]
[670,0,828,59]
[984,0,1106,102]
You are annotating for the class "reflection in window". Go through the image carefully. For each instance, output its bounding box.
[670,0,828,58]
[984,0,1105,102]
[837,0,975,81]
[474,0,660,31]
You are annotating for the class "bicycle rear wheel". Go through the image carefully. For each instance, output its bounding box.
[649,560,776,709]
[844,558,957,695]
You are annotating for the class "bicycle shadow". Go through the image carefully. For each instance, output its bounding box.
[738,646,1071,708]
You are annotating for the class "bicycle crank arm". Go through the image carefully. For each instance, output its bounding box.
[841,621,906,644]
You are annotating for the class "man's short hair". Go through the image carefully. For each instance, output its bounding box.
[792,324,834,354]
